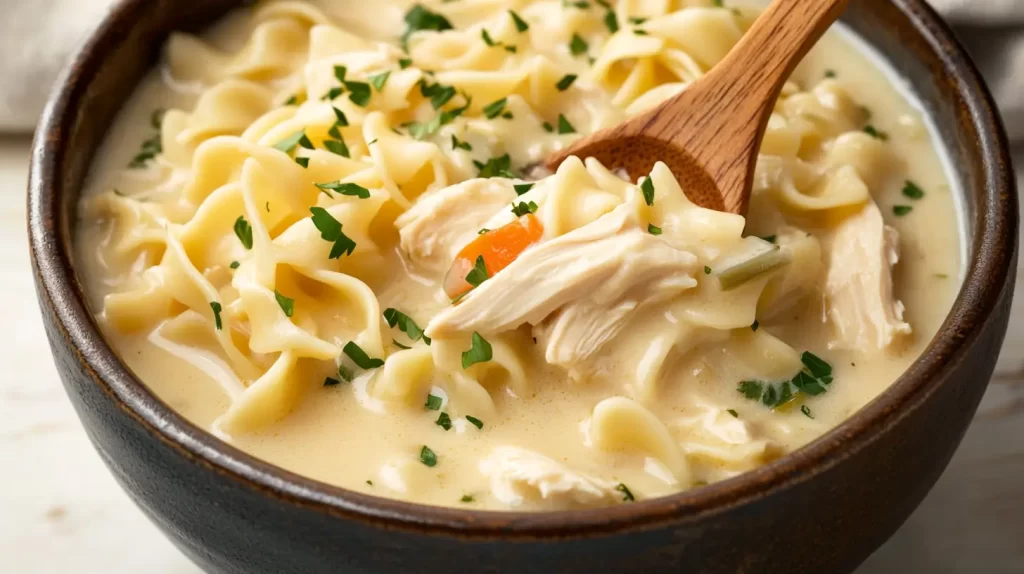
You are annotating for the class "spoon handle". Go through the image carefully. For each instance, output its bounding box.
[638,0,850,213]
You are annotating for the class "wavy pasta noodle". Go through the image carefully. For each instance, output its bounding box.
[76,0,962,510]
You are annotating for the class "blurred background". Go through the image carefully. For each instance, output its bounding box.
[0,1,1021,572]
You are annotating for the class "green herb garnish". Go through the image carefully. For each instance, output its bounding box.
[648,224,662,235]
[324,138,350,158]
[309,207,357,259]
[615,483,635,502]
[483,97,508,119]
[419,445,438,467]
[604,10,619,32]
[511,201,538,217]
[462,332,493,368]
[274,130,307,153]
[466,415,484,429]
[465,255,489,287]
[727,409,739,418]
[398,58,413,69]
[569,34,588,56]
[460,494,474,503]
[863,125,889,141]
[402,5,453,49]
[704,266,712,275]
[893,205,913,216]
[233,216,253,250]
[556,74,578,91]
[474,154,517,178]
[210,302,223,330]
[425,393,443,410]
[315,181,370,199]
[751,320,759,331]
[274,291,295,317]
[557,114,576,134]
[801,405,814,418]
[509,10,529,32]
[641,176,655,206]
[229,261,240,269]
[384,308,432,345]
[369,71,391,91]
[436,412,452,430]
[451,135,472,151]
[343,341,385,369]
[514,183,534,195]
[902,180,925,199]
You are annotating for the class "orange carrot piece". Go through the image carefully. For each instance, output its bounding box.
[443,214,543,300]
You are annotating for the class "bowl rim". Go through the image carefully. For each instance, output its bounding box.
[27,0,1018,539]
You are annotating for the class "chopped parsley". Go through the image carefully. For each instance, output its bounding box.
[331,65,372,107]
[465,255,489,287]
[274,130,307,153]
[760,235,777,244]
[474,154,517,178]
[369,71,391,91]
[323,377,341,387]
[451,135,472,151]
[435,412,452,430]
[633,29,649,35]
[384,308,431,345]
[738,352,834,408]
[628,17,647,24]
[604,10,619,33]
[343,341,385,369]
[398,58,413,69]
[128,109,164,168]
[704,266,712,275]
[421,81,457,109]
[406,88,470,139]
[514,183,534,195]
[478,228,490,235]
[315,181,370,199]
[333,107,350,126]
[466,415,484,429]
[893,205,913,216]
[274,291,295,317]
[298,134,315,150]
[556,74,578,91]
[229,261,240,269]
[482,97,508,119]
[825,69,837,79]
[648,224,662,235]
[557,114,576,134]
[425,393,443,410]
[460,494,474,503]
[210,302,223,330]
[615,483,635,502]
[801,405,814,419]
[295,157,310,168]
[641,176,655,206]
[481,29,498,46]
[751,319,759,331]
[401,5,453,49]
[511,201,538,217]
[569,34,588,56]
[321,87,344,101]
[462,332,493,369]
[309,207,357,259]
[233,216,253,250]
[727,409,739,418]
[323,139,350,158]
[902,180,925,199]
[863,125,889,141]
[419,445,438,467]
[509,10,529,32]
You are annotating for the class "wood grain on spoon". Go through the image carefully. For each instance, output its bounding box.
[545,0,850,214]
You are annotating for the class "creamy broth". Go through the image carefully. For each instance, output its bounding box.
[76,0,961,509]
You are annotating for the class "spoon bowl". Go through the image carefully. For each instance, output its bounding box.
[546,0,851,214]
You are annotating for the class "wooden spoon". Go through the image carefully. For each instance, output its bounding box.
[544,0,850,214]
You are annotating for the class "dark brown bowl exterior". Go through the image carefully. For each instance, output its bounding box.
[27,1,1017,572]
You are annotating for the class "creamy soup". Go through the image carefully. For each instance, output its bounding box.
[76,0,962,510]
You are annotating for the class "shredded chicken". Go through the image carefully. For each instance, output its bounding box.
[479,446,620,508]
[395,179,516,270]
[425,206,699,338]
[825,201,911,350]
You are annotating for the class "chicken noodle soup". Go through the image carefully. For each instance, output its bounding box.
[77,0,962,510]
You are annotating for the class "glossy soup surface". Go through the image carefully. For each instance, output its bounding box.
[76,0,961,509]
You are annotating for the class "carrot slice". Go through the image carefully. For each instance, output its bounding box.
[443,214,544,300]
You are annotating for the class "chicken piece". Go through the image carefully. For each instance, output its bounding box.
[479,446,620,508]
[825,201,911,350]
[425,206,699,338]
[395,179,516,271]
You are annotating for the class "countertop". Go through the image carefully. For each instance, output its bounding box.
[1,134,1021,573]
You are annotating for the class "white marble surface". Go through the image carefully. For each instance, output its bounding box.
[0,133,1021,573]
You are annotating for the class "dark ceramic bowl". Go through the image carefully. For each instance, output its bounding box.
[27,0,1018,572]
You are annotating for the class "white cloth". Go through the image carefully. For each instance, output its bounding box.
[0,0,1022,138]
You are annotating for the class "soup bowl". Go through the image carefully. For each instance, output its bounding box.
[27,0,1018,572]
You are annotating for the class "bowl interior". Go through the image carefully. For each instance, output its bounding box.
[27,0,1017,534]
